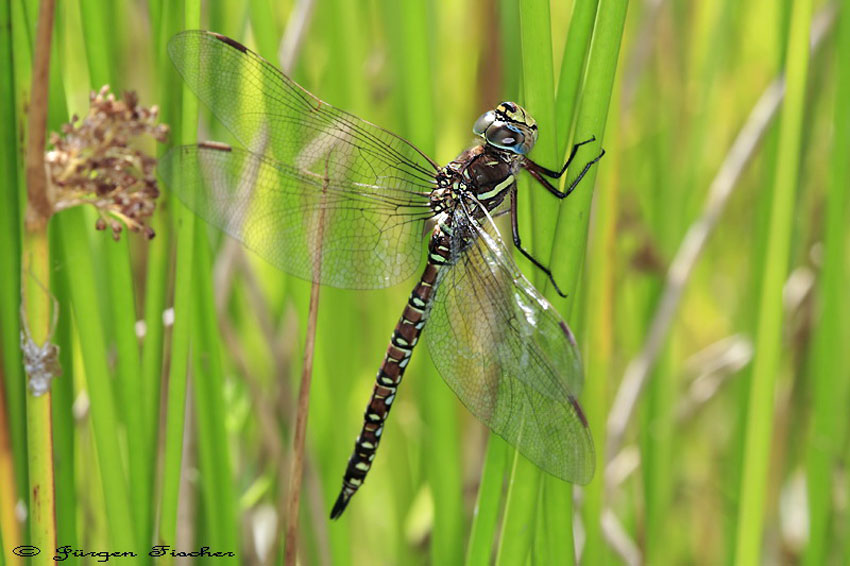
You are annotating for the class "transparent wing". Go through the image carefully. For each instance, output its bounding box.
[168,31,439,192]
[424,206,594,483]
[162,30,442,288]
[159,144,432,289]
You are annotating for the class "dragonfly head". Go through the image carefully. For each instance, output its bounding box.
[473,101,538,155]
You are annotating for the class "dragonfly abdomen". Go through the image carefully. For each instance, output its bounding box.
[330,230,451,519]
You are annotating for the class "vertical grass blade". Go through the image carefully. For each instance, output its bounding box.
[248,0,279,60]
[546,7,629,551]
[142,0,182,519]
[48,2,79,552]
[56,209,138,549]
[546,0,628,312]
[400,1,463,562]
[465,434,507,566]
[497,0,558,562]
[552,0,627,563]
[158,0,200,546]
[733,0,813,563]
[554,0,599,160]
[579,80,620,566]
[495,451,543,566]
[501,1,628,564]
[191,233,238,562]
[0,1,26,547]
[545,4,608,564]
[47,226,76,548]
[465,4,521,560]
[66,1,153,549]
[55,0,151,551]
[21,0,58,559]
[77,0,112,89]
[518,0,558,256]
[803,4,850,564]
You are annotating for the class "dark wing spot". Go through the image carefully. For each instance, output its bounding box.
[559,321,577,347]
[197,141,233,152]
[568,395,589,428]
[210,32,249,53]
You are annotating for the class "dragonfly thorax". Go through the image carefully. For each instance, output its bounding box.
[432,144,520,218]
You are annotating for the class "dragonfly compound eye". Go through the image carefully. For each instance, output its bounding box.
[480,102,538,154]
[489,124,521,146]
[485,123,537,155]
[473,110,496,136]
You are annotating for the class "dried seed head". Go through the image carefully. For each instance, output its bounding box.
[46,85,169,239]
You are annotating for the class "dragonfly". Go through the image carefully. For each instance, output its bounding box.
[159,31,604,519]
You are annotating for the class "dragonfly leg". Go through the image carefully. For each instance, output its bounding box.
[524,139,605,199]
[510,186,568,298]
[534,136,596,178]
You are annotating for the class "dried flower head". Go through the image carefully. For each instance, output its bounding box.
[46,85,169,239]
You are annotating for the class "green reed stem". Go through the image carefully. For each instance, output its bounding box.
[546,0,628,313]
[501,2,627,564]
[72,2,153,547]
[734,0,813,563]
[553,0,627,562]
[803,4,850,565]
[248,0,278,60]
[49,2,76,552]
[142,2,182,534]
[21,1,58,562]
[0,1,26,549]
[519,0,558,259]
[47,224,76,548]
[465,434,508,566]
[495,450,543,566]
[401,2,464,562]
[192,233,238,562]
[553,0,627,561]
[579,72,618,566]
[158,0,200,546]
[497,0,559,563]
[57,210,137,549]
[555,0,599,160]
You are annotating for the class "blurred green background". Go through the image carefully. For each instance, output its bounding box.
[2,0,849,564]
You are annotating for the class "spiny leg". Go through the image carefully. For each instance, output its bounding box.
[509,138,604,295]
[509,185,568,298]
[523,138,605,198]
[537,136,597,177]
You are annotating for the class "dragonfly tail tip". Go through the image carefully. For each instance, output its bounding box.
[329,491,351,520]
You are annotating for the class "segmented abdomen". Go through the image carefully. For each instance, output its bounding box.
[330,227,451,518]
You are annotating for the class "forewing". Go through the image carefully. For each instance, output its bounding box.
[424,209,594,483]
[168,31,439,192]
[159,144,431,289]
